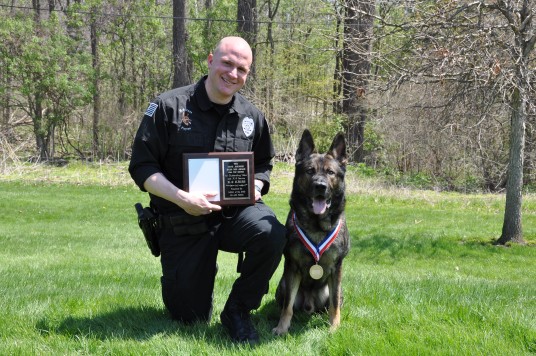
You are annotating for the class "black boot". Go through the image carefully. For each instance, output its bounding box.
[220,300,259,345]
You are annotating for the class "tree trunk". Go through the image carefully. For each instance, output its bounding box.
[32,0,41,24]
[0,43,11,136]
[333,14,342,115]
[341,0,375,162]
[497,85,525,244]
[90,7,100,159]
[496,0,535,245]
[265,0,280,119]
[237,0,257,80]
[33,93,49,161]
[172,0,190,88]
[32,0,47,161]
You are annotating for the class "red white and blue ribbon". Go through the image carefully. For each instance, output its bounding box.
[292,211,342,262]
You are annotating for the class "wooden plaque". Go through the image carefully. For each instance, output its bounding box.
[183,152,255,206]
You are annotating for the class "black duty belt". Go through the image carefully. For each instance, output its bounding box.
[159,213,209,236]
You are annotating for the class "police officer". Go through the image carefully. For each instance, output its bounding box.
[128,36,286,344]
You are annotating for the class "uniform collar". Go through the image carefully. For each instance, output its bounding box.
[194,76,247,115]
[194,76,215,111]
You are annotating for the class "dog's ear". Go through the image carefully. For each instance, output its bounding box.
[328,132,347,166]
[296,129,315,162]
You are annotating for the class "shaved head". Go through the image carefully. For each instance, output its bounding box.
[213,37,253,65]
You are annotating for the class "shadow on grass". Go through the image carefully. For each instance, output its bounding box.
[36,302,313,345]
[36,305,225,343]
[256,299,334,339]
[350,233,459,262]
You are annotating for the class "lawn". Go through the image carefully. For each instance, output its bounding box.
[0,162,535,355]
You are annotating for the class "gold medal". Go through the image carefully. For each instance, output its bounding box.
[309,264,324,279]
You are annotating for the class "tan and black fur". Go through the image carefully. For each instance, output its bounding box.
[273,129,350,335]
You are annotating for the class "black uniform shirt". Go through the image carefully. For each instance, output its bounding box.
[129,76,275,213]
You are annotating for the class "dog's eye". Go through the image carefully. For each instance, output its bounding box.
[327,169,336,176]
[306,168,315,175]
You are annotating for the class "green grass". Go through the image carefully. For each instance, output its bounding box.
[1,162,535,355]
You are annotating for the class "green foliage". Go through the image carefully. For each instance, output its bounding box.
[308,114,345,153]
[187,1,237,79]
[348,162,377,177]
[1,0,535,193]
[2,13,92,158]
[373,0,425,79]
[403,171,433,188]
[96,0,172,106]
[0,15,33,87]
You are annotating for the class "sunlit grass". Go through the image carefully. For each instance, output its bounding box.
[0,163,535,355]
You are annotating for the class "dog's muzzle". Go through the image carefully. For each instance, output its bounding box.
[312,181,331,215]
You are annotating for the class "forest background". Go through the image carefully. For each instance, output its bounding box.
[0,0,535,244]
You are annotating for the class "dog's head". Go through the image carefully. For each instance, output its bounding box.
[293,129,347,216]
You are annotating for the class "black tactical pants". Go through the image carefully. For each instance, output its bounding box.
[159,201,286,323]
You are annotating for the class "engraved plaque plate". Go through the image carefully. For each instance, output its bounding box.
[183,152,255,206]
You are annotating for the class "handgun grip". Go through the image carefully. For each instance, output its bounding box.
[134,203,144,219]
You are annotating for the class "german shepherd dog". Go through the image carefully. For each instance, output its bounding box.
[273,129,350,335]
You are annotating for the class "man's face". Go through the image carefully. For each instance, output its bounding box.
[206,39,252,104]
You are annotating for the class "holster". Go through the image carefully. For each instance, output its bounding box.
[134,203,160,257]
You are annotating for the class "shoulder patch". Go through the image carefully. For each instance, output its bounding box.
[144,103,158,117]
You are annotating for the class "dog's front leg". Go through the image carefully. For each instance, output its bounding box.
[328,262,344,331]
[272,273,301,335]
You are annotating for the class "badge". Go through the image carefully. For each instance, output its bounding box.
[242,117,254,137]
[309,264,324,280]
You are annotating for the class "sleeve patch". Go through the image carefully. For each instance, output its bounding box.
[144,103,158,117]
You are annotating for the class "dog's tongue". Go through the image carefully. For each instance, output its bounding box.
[313,198,328,215]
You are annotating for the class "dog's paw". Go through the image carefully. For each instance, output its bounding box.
[328,314,341,333]
[272,325,289,336]
[329,307,341,332]
[329,323,340,333]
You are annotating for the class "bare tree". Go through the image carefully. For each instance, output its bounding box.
[237,0,257,40]
[494,0,535,245]
[173,0,190,88]
[237,0,257,79]
[372,1,534,243]
[342,0,375,162]
[90,5,101,159]
[31,0,47,160]
[340,0,375,162]
[263,0,281,119]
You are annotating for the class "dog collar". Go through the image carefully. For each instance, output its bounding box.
[292,211,342,263]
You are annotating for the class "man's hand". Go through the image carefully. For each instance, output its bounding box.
[179,191,222,216]
[143,173,222,216]
[254,179,264,201]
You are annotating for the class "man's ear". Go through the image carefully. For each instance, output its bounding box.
[207,53,213,67]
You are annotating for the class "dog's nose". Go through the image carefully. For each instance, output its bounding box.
[314,181,328,195]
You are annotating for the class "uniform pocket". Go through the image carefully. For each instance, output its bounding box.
[234,137,253,152]
[169,131,205,148]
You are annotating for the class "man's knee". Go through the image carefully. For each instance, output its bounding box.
[161,276,213,323]
[268,217,286,253]
[252,211,286,254]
